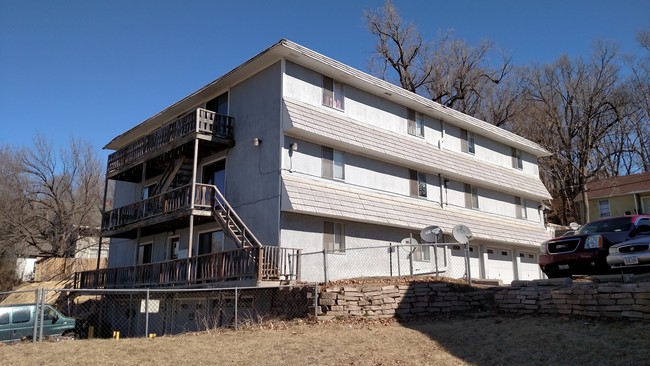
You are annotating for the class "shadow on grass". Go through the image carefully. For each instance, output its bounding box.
[394,281,649,366]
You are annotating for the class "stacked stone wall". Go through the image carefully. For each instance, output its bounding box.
[314,276,650,321]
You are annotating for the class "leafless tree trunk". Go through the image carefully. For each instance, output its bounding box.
[0,137,103,259]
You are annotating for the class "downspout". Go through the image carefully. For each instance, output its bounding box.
[438,121,446,150]
[438,174,444,209]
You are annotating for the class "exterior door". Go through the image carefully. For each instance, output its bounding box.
[202,160,226,205]
[138,243,153,265]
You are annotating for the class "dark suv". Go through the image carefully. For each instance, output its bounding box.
[539,215,650,278]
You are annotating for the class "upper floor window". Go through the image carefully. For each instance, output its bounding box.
[515,197,527,219]
[410,170,427,198]
[599,200,611,217]
[322,76,344,110]
[461,129,475,154]
[407,110,424,137]
[324,221,345,253]
[322,147,345,180]
[465,184,479,209]
[511,147,523,169]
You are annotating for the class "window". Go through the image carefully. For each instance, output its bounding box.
[206,91,229,115]
[322,76,344,110]
[410,235,430,262]
[409,170,427,198]
[138,243,152,265]
[324,221,345,253]
[515,197,527,219]
[511,147,523,169]
[642,197,650,214]
[599,200,611,217]
[168,236,180,260]
[0,310,8,325]
[460,129,475,154]
[407,110,424,137]
[322,147,345,180]
[198,230,224,255]
[142,183,157,199]
[12,308,30,324]
[465,184,479,209]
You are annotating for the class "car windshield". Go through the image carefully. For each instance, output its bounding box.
[576,217,632,235]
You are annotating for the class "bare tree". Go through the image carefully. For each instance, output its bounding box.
[364,1,521,127]
[515,42,630,224]
[364,0,431,93]
[622,29,650,172]
[0,137,103,258]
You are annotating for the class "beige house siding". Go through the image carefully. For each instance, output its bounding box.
[587,195,637,221]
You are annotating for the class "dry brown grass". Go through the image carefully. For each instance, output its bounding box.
[1,314,649,366]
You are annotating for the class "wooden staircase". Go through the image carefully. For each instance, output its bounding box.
[152,156,191,196]
[209,186,281,280]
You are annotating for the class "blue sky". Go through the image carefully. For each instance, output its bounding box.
[1,0,648,162]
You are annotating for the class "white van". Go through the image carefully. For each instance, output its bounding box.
[0,304,77,342]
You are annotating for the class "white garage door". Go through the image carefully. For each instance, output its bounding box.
[518,251,541,280]
[486,248,514,284]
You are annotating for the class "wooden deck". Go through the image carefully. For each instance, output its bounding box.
[73,246,300,289]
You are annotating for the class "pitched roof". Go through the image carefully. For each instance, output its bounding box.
[281,174,551,247]
[283,98,552,201]
[106,39,550,159]
[577,172,650,200]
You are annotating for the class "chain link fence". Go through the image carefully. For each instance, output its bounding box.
[293,242,472,283]
[0,243,470,342]
[1,285,317,342]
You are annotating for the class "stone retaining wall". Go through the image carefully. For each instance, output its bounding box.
[315,275,650,321]
[315,282,493,320]
[498,277,650,319]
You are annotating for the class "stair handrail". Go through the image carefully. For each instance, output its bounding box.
[204,184,263,248]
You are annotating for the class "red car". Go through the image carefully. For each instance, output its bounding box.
[539,215,650,278]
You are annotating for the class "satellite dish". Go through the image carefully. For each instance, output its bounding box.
[569,222,580,230]
[452,224,474,243]
[420,225,443,243]
[401,237,418,246]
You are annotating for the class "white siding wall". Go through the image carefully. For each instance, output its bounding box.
[284,61,542,180]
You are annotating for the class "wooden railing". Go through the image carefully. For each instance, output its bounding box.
[73,246,301,289]
[102,184,194,231]
[107,108,234,174]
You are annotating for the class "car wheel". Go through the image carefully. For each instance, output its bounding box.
[62,330,76,340]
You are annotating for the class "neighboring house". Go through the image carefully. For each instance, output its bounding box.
[15,235,107,282]
[576,172,650,223]
[77,39,553,288]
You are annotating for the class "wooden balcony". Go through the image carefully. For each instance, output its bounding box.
[101,183,216,235]
[73,246,301,289]
[107,108,234,176]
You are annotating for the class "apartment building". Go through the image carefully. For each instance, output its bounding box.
[76,39,552,288]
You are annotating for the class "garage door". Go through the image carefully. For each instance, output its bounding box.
[518,251,541,280]
[486,248,514,284]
